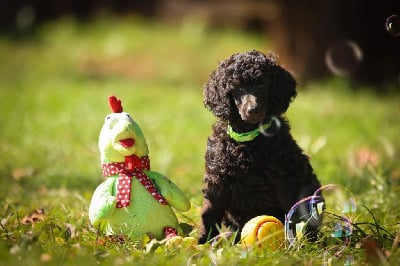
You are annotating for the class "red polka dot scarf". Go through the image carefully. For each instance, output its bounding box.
[101,155,168,208]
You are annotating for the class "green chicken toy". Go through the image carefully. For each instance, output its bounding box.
[89,96,191,241]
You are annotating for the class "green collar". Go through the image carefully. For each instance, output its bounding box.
[227,117,277,142]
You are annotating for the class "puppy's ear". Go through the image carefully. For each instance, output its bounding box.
[203,69,233,120]
[268,65,297,115]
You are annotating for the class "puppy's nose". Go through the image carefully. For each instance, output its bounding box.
[246,105,258,114]
[245,95,258,114]
[243,95,258,114]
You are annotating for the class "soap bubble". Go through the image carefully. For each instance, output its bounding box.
[259,116,281,137]
[285,184,357,257]
[385,15,400,36]
[16,5,35,30]
[285,195,321,247]
[325,41,363,76]
[311,184,357,220]
[311,185,356,256]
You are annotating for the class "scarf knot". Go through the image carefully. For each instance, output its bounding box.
[101,155,167,208]
[102,155,150,176]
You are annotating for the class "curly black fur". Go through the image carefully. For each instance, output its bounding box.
[199,50,321,243]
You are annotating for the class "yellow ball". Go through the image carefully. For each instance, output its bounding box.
[240,215,284,251]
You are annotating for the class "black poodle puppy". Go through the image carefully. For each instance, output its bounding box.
[199,50,321,243]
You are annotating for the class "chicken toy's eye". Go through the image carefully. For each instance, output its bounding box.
[123,112,134,123]
[104,114,117,125]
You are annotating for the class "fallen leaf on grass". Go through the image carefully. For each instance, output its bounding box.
[96,235,125,246]
[356,147,379,168]
[40,253,52,262]
[361,236,389,265]
[390,169,400,190]
[21,208,45,225]
[12,167,35,180]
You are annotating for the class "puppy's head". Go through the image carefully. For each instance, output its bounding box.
[203,50,297,124]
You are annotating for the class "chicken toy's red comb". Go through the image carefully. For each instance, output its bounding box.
[108,96,123,113]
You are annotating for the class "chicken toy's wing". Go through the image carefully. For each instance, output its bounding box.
[146,171,190,212]
[88,177,117,228]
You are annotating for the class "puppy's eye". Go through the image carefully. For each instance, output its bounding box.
[232,90,243,105]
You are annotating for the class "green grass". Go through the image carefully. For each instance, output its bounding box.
[1,15,400,265]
